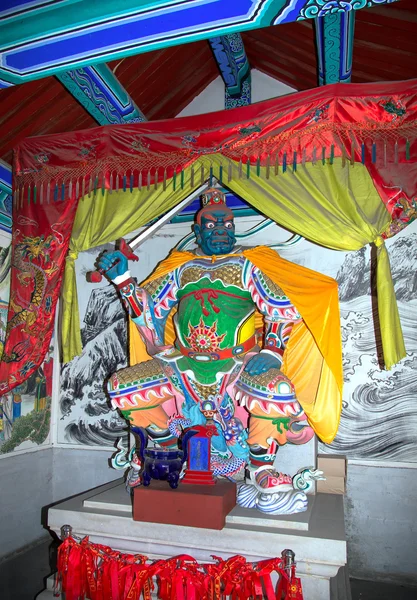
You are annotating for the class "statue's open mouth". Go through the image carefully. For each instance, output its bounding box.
[211,238,230,245]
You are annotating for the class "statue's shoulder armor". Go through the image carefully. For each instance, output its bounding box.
[254,270,286,299]
[242,255,301,320]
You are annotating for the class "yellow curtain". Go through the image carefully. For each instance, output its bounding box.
[211,154,405,369]
[61,174,200,362]
[62,153,405,370]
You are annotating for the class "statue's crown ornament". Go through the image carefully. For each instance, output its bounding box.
[201,188,227,207]
[196,187,233,225]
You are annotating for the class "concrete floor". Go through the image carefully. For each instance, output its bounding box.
[1,537,416,600]
[0,537,57,600]
[350,579,417,600]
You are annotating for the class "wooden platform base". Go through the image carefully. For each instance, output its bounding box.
[133,480,237,530]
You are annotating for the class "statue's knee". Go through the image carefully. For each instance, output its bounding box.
[108,360,166,393]
[234,367,296,411]
[106,359,169,411]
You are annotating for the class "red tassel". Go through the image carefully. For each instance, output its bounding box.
[110,560,119,600]
[96,557,104,600]
[56,538,304,600]
[126,572,137,600]
[288,576,304,599]
[67,543,84,600]
[101,559,112,600]
[122,566,134,599]
[84,549,97,600]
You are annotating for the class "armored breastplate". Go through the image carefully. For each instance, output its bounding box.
[175,257,255,353]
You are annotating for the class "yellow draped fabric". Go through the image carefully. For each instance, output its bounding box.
[63,154,404,371]
[215,154,404,368]
[128,246,342,443]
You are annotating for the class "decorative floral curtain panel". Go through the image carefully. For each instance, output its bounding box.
[1,79,417,393]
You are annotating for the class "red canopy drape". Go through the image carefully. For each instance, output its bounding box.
[1,78,417,393]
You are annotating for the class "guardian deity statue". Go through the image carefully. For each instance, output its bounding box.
[98,189,341,504]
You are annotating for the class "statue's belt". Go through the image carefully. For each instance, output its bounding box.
[176,335,257,362]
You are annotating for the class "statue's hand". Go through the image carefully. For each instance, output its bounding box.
[97,250,129,281]
[244,352,281,376]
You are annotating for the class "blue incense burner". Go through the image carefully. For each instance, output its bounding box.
[132,426,197,489]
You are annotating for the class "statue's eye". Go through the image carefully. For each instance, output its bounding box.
[206,222,215,229]
[225,222,233,229]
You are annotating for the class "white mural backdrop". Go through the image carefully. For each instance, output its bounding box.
[57,212,417,463]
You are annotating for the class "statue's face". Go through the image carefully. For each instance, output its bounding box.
[194,207,236,255]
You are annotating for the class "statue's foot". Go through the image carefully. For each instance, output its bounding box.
[247,465,293,493]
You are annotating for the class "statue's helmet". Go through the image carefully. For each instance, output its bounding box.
[195,188,234,224]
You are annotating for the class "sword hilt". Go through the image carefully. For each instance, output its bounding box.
[86,238,138,283]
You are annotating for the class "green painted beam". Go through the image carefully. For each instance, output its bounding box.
[57,63,146,125]
[315,10,356,86]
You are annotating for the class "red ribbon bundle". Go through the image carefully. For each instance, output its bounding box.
[56,537,304,600]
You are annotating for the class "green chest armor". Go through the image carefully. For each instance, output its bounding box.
[173,262,257,384]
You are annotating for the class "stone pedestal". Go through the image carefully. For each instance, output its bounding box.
[41,479,351,600]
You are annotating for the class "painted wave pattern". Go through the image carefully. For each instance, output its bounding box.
[321,295,417,461]
[65,419,128,446]
[59,286,129,445]
[256,491,308,515]
[237,484,308,515]
[321,230,417,461]
[237,483,259,508]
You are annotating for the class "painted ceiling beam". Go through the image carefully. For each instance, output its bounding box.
[57,63,146,125]
[209,34,251,109]
[0,161,13,235]
[0,77,13,90]
[315,10,355,86]
[0,0,400,86]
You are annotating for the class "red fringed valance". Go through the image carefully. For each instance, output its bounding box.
[2,78,417,394]
[13,78,417,204]
[56,537,303,600]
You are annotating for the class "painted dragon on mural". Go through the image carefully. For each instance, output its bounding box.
[2,234,58,363]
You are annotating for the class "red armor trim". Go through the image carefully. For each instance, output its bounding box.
[176,334,257,361]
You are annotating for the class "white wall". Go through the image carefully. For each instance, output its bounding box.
[177,69,296,117]
[346,463,417,586]
[0,448,53,560]
[52,448,120,503]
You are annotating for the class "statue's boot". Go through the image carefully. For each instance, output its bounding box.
[247,465,293,493]
[246,441,293,493]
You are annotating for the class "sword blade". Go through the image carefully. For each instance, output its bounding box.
[128,182,209,250]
